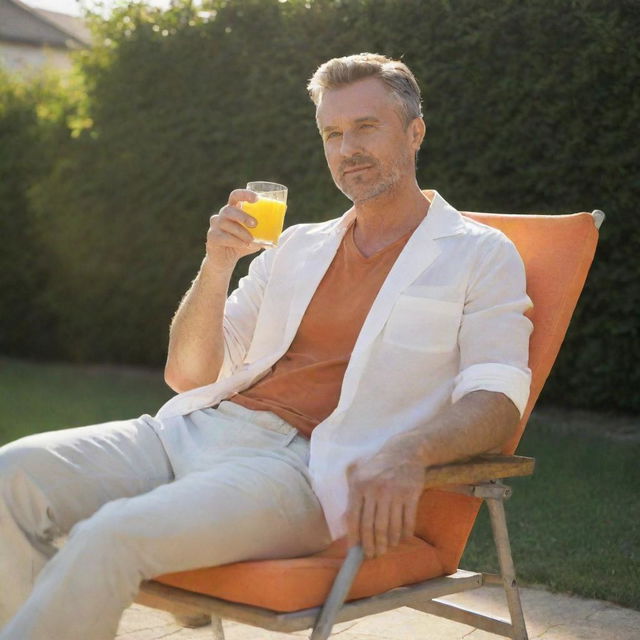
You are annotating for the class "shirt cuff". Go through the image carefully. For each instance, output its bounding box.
[452,363,532,418]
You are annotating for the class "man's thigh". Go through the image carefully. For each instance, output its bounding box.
[0,414,173,536]
[76,442,332,577]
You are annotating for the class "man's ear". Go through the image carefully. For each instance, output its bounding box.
[409,117,426,150]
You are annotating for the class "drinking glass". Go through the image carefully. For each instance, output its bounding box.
[241,181,288,247]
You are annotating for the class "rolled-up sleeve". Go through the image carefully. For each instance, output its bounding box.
[451,234,533,417]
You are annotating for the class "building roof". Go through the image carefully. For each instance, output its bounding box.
[0,0,91,49]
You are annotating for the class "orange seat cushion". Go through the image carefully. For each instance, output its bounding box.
[155,535,443,612]
[154,489,481,612]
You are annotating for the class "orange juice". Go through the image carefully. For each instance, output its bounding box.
[241,197,287,246]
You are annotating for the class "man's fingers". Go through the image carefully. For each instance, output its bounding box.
[216,205,257,230]
[210,207,258,244]
[360,495,376,559]
[228,189,258,207]
[228,188,258,206]
[217,216,255,243]
[373,493,391,558]
[203,189,264,261]
[389,499,404,547]
[346,459,424,559]
[346,492,364,549]
[401,493,420,540]
[208,222,253,249]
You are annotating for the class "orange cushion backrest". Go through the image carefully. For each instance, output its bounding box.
[462,212,600,452]
[414,212,600,565]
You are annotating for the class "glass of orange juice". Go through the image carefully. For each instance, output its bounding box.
[241,181,287,247]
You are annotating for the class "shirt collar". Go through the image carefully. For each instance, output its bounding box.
[421,189,467,239]
[334,189,467,239]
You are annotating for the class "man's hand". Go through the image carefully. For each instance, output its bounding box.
[206,189,264,268]
[346,437,425,559]
[344,392,521,560]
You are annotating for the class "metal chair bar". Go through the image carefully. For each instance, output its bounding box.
[309,545,364,640]
[409,599,514,637]
[138,569,483,634]
[486,496,529,640]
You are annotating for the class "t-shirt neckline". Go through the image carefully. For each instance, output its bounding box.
[345,220,414,261]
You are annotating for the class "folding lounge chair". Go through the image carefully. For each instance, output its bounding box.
[136,208,604,640]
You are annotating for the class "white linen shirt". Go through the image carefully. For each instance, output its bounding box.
[155,191,533,539]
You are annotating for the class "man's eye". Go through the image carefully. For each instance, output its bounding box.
[360,123,373,129]
[326,131,341,140]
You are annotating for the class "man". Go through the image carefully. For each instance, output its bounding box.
[0,53,532,639]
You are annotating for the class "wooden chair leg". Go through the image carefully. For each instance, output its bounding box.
[486,496,529,640]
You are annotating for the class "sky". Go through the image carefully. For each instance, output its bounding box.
[22,0,172,17]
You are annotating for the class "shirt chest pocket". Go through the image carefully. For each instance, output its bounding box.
[383,294,463,353]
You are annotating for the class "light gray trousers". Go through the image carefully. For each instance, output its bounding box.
[0,401,331,640]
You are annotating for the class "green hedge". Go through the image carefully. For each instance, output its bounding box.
[2,0,638,412]
[0,70,73,359]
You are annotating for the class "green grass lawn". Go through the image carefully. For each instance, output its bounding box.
[0,357,173,441]
[463,410,640,611]
[1,357,639,610]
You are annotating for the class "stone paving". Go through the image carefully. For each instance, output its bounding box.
[116,585,640,640]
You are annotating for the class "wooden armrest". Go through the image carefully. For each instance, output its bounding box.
[423,454,535,489]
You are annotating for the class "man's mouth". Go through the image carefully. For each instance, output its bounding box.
[343,165,372,176]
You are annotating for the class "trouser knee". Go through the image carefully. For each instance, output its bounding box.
[64,498,157,592]
[69,497,152,559]
[0,441,55,529]
[0,435,56,483]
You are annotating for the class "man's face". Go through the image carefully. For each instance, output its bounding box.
[316,77,424,204]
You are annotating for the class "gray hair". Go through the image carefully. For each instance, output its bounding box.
[307,52,423,127]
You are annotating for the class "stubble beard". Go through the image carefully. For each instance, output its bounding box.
[336,153,413,205]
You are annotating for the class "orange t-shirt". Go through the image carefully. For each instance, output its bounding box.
[230,222,411,438]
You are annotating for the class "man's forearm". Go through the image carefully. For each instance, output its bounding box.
[165,188,265,393]
[388,390,521,469]
[345,390,521,557]
[164,256,235,393]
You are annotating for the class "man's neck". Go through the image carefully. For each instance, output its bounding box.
[352,183,431,258]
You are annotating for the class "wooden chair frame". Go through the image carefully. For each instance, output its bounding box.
[137,453,535,639]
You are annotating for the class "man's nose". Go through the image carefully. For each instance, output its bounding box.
[339,132,362,157]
